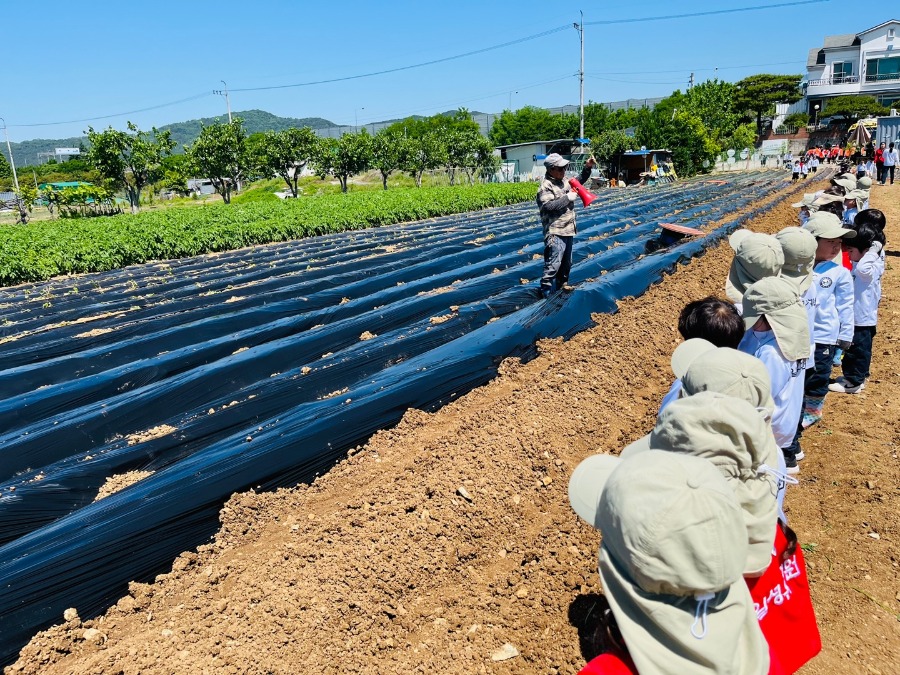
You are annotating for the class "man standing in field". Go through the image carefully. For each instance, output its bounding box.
[536,153,595,298]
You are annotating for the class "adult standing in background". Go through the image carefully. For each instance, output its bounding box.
[536,153,595,298]
[874,141,886,183]
[882,142,898,185]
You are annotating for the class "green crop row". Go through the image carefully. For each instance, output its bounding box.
[0,183,538,287]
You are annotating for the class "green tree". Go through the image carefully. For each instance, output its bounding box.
[313,131,373,193]
[781,112,810,129]
[0,151,10,179]
[733,74,803,133]
[402,132,447,188]
[662,112,719,176]
[472,136,500,182]
[251,127,318,197]
[444,127,484,186]
[487,106,578,146]
[157,154,191,195]
[822,95,889,121]
[371,128,407,190]
[186,118,247,204]
[728,123,758,152]
[591,130,632,165]
[85,122,175,213]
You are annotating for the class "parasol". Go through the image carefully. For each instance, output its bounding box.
[849,121,871,148]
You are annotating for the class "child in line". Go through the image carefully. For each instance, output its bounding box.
[830,214,886,394]
[811,192,844,221]
[658,297,744,412]
[791,160,801,181]
[738,277,811,476]
[842,190,865,226]
[664,339,794,517]
[725,230,784,313]
[857,175,872,209]
[570,449,773,674]
[790,195,815,227]
[785,213,855,467]
[775,227,818,358]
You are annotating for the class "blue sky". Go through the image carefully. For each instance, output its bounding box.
[2,0,897,142]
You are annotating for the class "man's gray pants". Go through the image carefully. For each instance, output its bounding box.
[540,234,573,293]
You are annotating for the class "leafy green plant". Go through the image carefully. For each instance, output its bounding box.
[0,183,537,286]
[782,113,809,129]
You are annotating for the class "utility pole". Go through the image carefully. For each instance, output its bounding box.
[689,72,694,90]
[574,12,585,140]
[0,117,21,192]
[213,81,232,123]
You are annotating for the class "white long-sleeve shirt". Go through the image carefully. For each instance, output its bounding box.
[738,330,805,449]
[884,149,899,167]
[801,283,818,356]
[812,259,854,345]
[851,246,885,327]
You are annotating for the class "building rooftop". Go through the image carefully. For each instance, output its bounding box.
[822,33,858,49]
[807,21,900,69]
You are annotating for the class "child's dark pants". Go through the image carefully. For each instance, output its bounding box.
[841,325,876,387]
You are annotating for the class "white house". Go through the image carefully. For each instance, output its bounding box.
[493,139,588,181]
[805,20,900,115]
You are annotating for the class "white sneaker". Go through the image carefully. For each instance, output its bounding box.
[828,380,864,394]
[786,465,800,476]
[795,451,805,461]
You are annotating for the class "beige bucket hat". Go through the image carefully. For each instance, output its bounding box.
[569,450,769,675]
[857,175,873,189]
[775,226,817,294]
[725,230,784,304]
[831,175,857,192]
[811,192,843,207]
[620,392,779,576]
[803,211,856,240]
[671,339,775,412]
[790,193,816,209]
[741,276,811,361]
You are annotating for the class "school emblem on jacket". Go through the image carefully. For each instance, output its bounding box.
[819,277,833,288]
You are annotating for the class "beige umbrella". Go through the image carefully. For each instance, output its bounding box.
[849,121,871,149]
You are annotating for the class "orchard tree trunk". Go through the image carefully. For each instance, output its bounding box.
[381,171,389,190]
[126,186,141,214]
[339,175,348,193]
[16,200,28,224]
[415,170,424,188]
[280,172,297,198]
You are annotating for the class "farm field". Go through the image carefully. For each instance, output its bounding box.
[4,173,898,673]
[0,183,538,286]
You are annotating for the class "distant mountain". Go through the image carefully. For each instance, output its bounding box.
[7,110,338,167]
[158,109,338,151]
[7,108,495,167]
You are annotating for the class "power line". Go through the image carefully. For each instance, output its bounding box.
[359,75,575,125]
[5,1,828,131]
[586,75,684,86]
[584,0,830,25]
[230,26,572,93]
[8,93,214,129]
[586,60,803,76]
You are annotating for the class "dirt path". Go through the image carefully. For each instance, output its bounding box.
[7,181,900,675]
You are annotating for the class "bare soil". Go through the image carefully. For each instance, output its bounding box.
[7,182,900,675]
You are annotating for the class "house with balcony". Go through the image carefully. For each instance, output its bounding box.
[805,19,900,117]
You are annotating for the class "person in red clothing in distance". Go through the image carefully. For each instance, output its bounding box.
[874,141,886,184]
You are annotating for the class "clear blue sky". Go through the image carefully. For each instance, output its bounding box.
[2,0,897,142]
